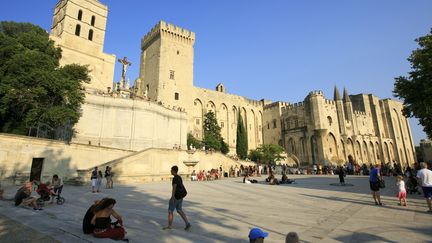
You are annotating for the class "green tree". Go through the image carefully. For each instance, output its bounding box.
[187,133,201,149]
[220,138,229,155]
[248,149,263,162]
[0,22,90,136]
[394,29,432,139]
[203,111,226,152]
[249,144,285,165]
[236,113,248,159]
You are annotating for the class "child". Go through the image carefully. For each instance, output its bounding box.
[396,176,407,206]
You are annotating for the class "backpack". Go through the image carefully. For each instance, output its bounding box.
[175,184,187,200]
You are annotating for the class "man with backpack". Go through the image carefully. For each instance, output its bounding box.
[163,165,191,231]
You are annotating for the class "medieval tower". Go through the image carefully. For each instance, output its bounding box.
[139,21,195,112]
[50,0,115,92]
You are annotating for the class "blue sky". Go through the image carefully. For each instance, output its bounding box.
[1,0,431,144]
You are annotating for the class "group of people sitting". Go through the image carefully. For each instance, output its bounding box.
[243,172,295,185]
[265,172,295,185]
[12,175,64,210]
[191,169,221,181]
[83,198,128,241]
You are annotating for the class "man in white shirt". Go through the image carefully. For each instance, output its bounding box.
[416,162,432,213]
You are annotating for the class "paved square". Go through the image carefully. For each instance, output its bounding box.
[1,175,431,242]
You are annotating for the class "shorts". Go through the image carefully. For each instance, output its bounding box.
[397,191,406,199]
[54,185,63,194]
[168,198,183,213]
[91,179,97,187]
[370,181,380,192]
[422,187,432,199]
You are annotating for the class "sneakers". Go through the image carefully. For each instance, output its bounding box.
[185,223,191,231]
[163,224,191,231]
[162,226,172,230]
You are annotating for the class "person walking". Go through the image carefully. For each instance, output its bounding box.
[96,170,103,193]
[416,162,432,213]
[369,164,383,206]
[105,166,113,189]
[91,167,98,193]
[163,166,191,231]
[338,166,346,185]
[396,175,407,206]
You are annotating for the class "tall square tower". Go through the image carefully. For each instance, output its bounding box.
[139,21,195,110]
[50,0,116,92]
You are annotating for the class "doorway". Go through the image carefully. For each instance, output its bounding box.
[30,158,44,182]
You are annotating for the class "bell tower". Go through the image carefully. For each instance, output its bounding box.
[50,0,116,92]
[139,21,195,110]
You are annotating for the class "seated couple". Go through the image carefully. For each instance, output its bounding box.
[281,173,295,184]
[83,198,128,242]
[243,175,258,184]
[14,182,42,210]
[265,173,280,185]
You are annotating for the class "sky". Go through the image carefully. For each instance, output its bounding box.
[1,0,431,144]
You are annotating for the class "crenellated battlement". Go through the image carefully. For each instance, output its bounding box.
[282,102,305,112]
[354,110,367,116]
[308,90,323,97]
[141,21,196,50]
[324,99,335,105]
[264,101,289,110]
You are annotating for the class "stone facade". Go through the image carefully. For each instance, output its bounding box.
[138,21,265,152]
[267,87,416,167]
[50,0,116,92]
[45,1,416,168]
[72,94,188,151]
[0,134,247,184]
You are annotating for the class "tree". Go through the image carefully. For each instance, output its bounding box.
[248,149,263,162]
[0,22,90,137]
[203,111,229,153]
[236,113,248,159]
[187,133,201,149]
[394,29,432,139]
[220,138,229,155]
[249,144,285,165]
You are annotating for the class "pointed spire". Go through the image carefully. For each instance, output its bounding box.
[334,86,341,100]
[343,88,351,102]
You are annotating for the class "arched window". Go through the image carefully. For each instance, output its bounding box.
[78,10,83,21]
[91,16,96,26]
[88,29,93,41]
[327,116,332,126]
[75,24,81,36]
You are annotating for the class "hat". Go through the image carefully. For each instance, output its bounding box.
[249,228,269,240]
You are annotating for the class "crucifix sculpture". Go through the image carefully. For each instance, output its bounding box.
[118,56,132,82]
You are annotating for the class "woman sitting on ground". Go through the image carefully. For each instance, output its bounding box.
[91,198,128,241]
[83,198,107,234]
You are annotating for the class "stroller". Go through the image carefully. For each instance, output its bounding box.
[36,182,66,207]
[406,175,421,195]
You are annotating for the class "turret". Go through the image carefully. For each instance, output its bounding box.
[334,86,341,101]
[334,86,346,134]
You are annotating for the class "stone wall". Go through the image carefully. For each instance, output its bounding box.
[0,134,131,183]
[0,134,248,185]
[277,89,416,167]
[76,148,248,184]
[73,94,188,151]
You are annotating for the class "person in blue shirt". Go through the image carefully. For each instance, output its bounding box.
[369,163,383,205]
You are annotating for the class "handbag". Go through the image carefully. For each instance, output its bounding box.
[378,178,385,188]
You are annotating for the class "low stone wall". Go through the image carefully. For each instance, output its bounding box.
[0,134,252,185]
[76,149,248,184]
[0,134,132,184]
